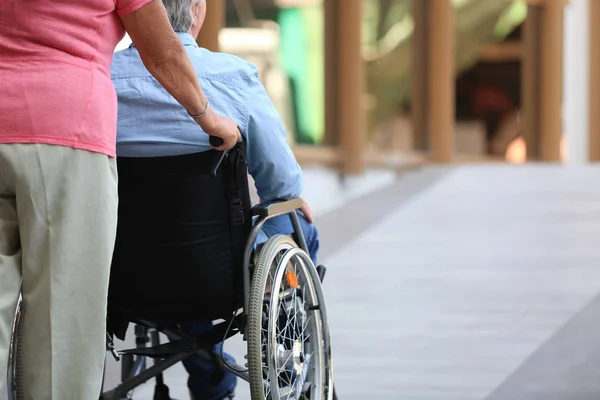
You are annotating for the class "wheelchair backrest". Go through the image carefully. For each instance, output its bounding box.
[108,142,253,329]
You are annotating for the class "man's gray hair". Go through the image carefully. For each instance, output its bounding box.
[162,0,202,33]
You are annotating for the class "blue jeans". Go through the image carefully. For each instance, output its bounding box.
[181,212,319,400]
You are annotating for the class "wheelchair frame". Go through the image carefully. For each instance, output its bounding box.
[98,198,334,400]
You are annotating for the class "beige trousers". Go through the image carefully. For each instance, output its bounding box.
[0,144,118,400]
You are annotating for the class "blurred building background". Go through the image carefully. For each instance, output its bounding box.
[116,0,600,173]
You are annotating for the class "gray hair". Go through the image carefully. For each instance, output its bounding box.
[162,0,201,33]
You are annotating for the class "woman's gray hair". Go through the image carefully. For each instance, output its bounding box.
[162,0,201,33]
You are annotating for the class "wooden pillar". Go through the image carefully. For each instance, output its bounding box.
[522,4,542,160]
[196,0,226,52]
[323,0,339,147]
[428,0,454,162]
[539,0,565,161]
[411,0,429,151]
[522,0,566,162]
[563,0,589,164]
[338,0,365,174]
[590,0,600,161]
[324,0,365,174]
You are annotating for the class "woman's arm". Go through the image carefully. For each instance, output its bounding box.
[120,0,239,150]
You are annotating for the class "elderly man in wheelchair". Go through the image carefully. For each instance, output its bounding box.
[7,0,334,399]
[107,0,333,399]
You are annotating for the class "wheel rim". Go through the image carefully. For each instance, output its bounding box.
[264,248,325,400]
[8,295,23,400]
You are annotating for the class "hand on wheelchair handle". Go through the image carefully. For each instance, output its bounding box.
[209,129,242,149]
[202,112,241,151]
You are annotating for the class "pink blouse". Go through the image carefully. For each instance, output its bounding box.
[0,0,153,157]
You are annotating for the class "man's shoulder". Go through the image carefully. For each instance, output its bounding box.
[190,48,259,87]
[111,47,146,79]
[111,46,260,88]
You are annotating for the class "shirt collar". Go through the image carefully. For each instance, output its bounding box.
[130,32,198,49]
[176,32,199,47]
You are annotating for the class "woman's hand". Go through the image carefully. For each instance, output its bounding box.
[197,109,241,150]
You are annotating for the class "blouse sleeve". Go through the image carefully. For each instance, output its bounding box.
[116,0,154,17]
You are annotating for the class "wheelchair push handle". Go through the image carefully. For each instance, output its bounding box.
[209,136,224,148]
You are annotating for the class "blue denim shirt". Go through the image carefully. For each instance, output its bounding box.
[111,32,303,202]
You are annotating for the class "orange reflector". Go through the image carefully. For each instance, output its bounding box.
[286,271,299,288]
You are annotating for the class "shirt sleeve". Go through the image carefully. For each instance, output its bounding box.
[244,65,304,202]
[116,0,154,17]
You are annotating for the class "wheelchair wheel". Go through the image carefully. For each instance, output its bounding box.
[7,294,23,400]
[248,235,334,400]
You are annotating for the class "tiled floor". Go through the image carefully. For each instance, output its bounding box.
[104,164,600,400]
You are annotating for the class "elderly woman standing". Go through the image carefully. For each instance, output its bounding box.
[0,1,240,399]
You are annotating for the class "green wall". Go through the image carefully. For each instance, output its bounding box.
[279,7,324,144]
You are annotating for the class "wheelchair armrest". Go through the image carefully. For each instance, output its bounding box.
[252,198,303,219]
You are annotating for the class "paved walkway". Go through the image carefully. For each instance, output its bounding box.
[105,164,600,399]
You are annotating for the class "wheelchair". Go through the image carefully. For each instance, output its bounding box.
[7,139,335,400]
